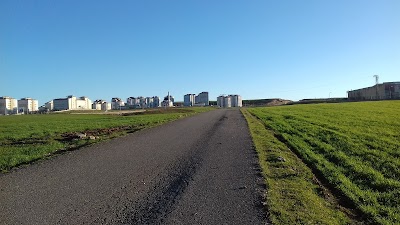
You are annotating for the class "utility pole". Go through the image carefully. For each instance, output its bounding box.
[373,75,379,100]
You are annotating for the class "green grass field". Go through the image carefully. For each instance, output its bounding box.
[246,101,400,224]
[0,107,213,172]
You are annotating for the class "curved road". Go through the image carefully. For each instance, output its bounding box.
[0,109,266,224]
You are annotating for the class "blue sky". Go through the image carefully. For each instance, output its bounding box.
[1,0,399,104]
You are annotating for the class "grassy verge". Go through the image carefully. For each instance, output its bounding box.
[245,101,400,224]
[242,108,353,225]
[0,107,214,172]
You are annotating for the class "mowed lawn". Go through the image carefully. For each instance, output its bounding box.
[0,108,212,172]
[247,101,400,225]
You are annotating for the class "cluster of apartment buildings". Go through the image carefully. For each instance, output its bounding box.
[121,93,175,109]
[184,92,209,106]
[0,97,39,115]
[217,95,242,107]
[1,91,242,115]
[40,92,176,112]
[125,96,161,109]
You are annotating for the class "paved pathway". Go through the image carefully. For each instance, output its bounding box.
[0,109,265,224]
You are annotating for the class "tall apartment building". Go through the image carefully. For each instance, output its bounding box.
[127,97,140,108]
[76,96,92,109]
[93,100,111,111]
[153,96,161,108]
[217,96,225,108]
[196,92,209,105]
[184,94,196,106]
[224,96,232,107]
[111,97,125,110]
[146,97,154,108]
[103,102,111,111]
[0,96,18,115]
[217,95,242,108]
[184,92,209,106]
[92,100,105,110]
[18,98,39,114]
[230,95,243,107]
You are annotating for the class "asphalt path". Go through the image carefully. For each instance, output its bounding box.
[0,109,266,224]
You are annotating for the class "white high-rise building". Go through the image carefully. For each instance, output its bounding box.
[146,97,154,108]
[127,97,140,108]
[102,102,111,111]
[111,98,125,110]
[217,95,242,108]
[18,98,39,114]
[76,96,92,109]
[231,95,242,107]
[92,100,105,110]
[153,96,160,108]
[224,96,232,108]
[184,94,196,106]
[0,96,18,115]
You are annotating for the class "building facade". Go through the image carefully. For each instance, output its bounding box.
[102,102,112,111]
[153,96,161,108]
[184,94,196,106]
[184,92,209,107]
[348,82,400,100]
[111,98,125,110]
[76,96,92,109]
[217,96,225,108]
[196,92,209,106]
[0,96,18,115]
[217,95,243,108]
[224,96,232,108]
[127,96,160,109]
[230,95,243,107]
[44,101,53,111]
[53,95,92,111]
[92,100,105,110]
[162,92,174,107]
[127,97,140,108]
[18,98,39,114]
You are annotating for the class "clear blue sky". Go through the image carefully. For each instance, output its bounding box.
[1,0,399,104]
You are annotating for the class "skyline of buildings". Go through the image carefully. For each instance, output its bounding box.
[2,81,399,115]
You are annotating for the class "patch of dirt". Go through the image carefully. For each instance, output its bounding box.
[59,125,143,141]
[266,99,292,106]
